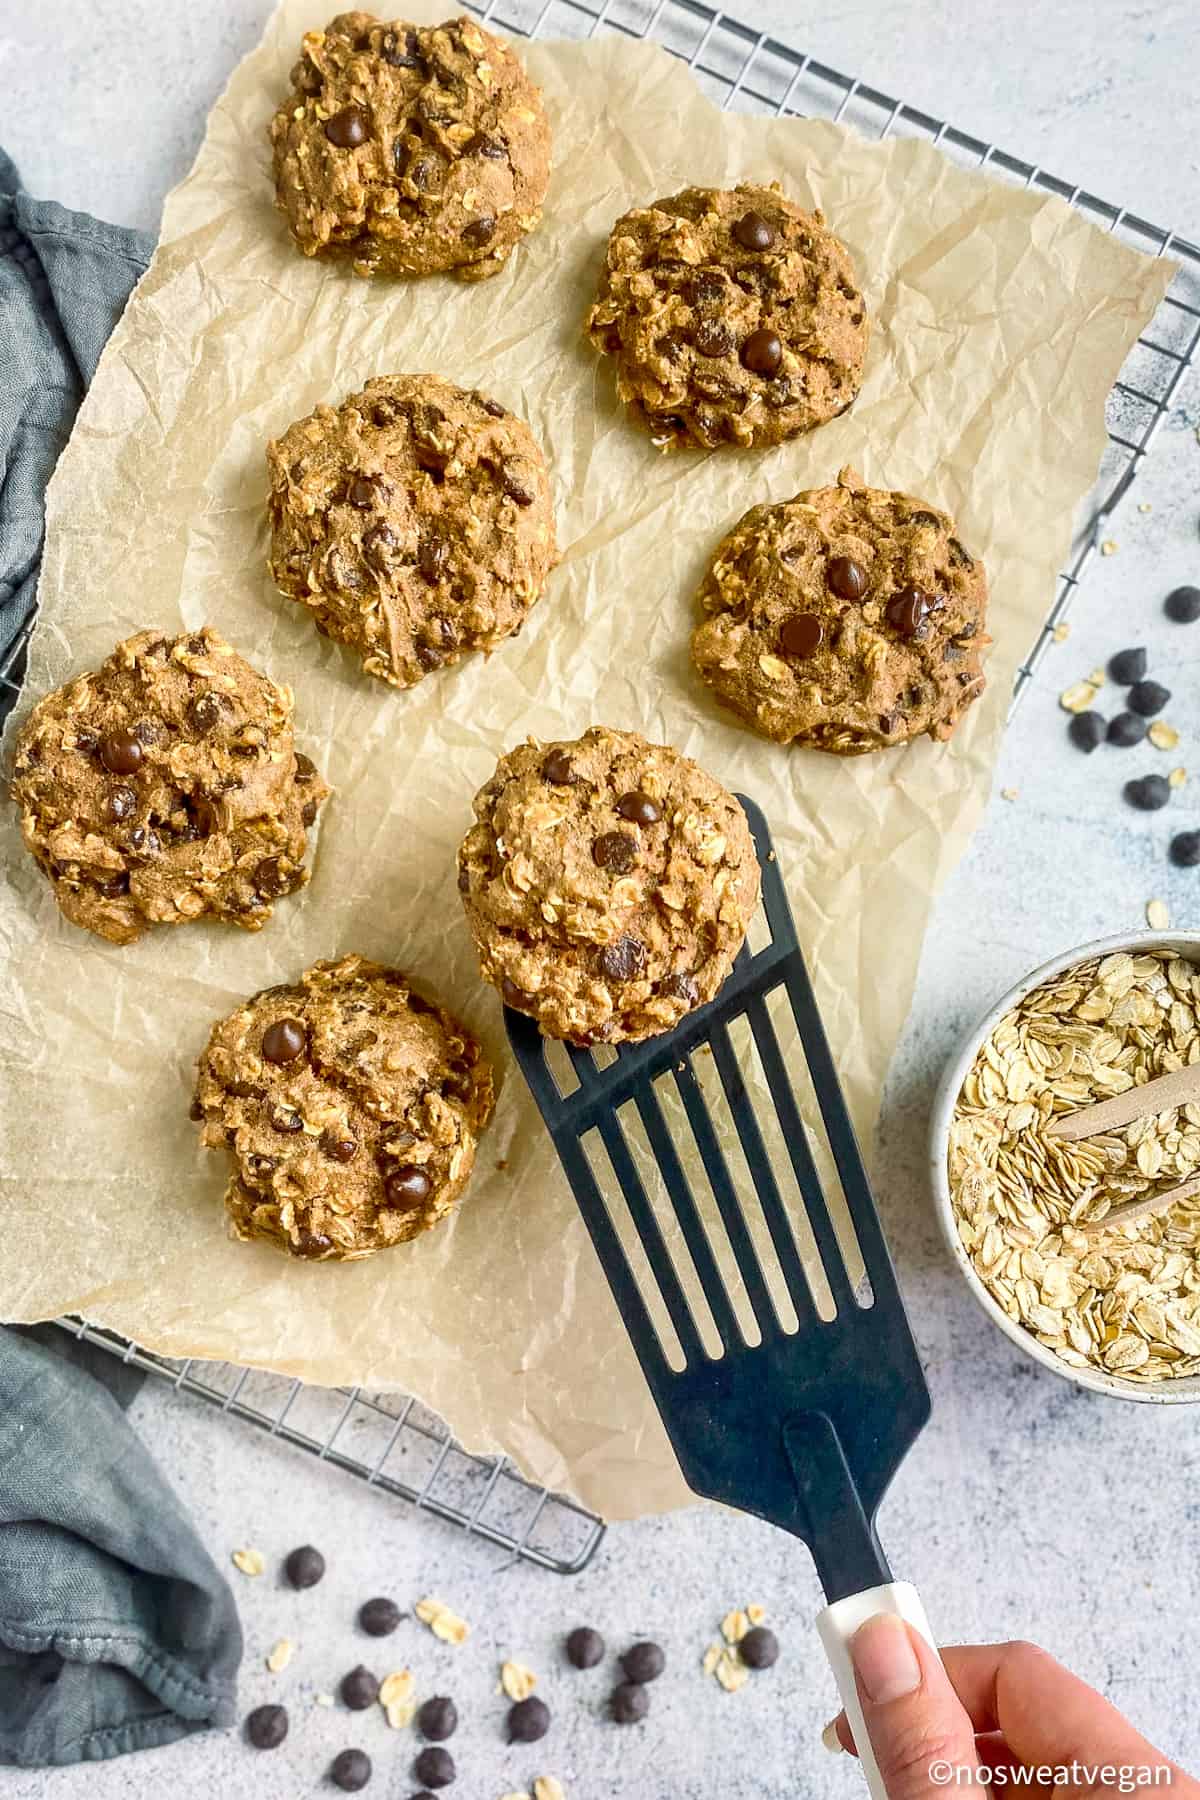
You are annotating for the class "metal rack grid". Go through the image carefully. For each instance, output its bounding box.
[1,0,1195,1567]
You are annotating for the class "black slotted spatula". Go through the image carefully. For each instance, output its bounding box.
[505,795,935,1797]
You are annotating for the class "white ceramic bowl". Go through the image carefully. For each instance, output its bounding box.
[929,929,1200,1404]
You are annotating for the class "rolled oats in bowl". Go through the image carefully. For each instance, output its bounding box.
[947,947,1200,1386]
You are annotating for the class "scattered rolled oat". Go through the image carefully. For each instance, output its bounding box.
[1146,898,1171,930]
[265,1638,294,1674]
[1000,787,1019,802]
[714,1648,750,1692]
[379,1668,416,1729]
[231,1547,265,1577]
[1138,501,1153,514]
[501,1661,538,1702]
[948,949,1200,1385]
[1149,720,1180,751]
[1170,767,1188,789]
[1059,679,1102,714]
[1101,539,1118,556]
[1052,621,1071,642]
[721,1609,751,1644]
[415,1597,470,1646]
[533,1781,566,1800]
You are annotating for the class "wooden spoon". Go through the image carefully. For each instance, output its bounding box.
[1045,1064,1200,1237]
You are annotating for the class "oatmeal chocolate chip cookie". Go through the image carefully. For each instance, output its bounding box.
[691,466,990,753]
[193,954,494,1261]
[11,628,329,946]
[270,12,551,282]
[584,182,868,451]
[267,374,558,689]
[457,726,760,1044]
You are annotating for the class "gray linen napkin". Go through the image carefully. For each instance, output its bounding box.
[0,153,243,1764]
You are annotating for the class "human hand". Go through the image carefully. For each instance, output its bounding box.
[829,1614,1200,1797]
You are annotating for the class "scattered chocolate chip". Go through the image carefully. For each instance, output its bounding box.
[1128,678,1170,717]
[593,831,637,873]
[246,1703,289,1749]
[779,612,823,658]
[1108,646,1147,685]
[413,1746,456,1788]
[1125,774,1171,812]
[661,971,699,1005]
[415,640,445,671]
[739,1625,779,1669]
[1165,585,1200,623]
[99,728,144,775]
[262,1018,307,1065]
[104,785,137,823]
[341,1666,380,1710]
[1107,711,1147,747]
[189,1097,204,1122]
[507,1696,550,1743]
[611,1682,649,1724]
[878,713,898,737]
[270,1105,303,1135]
[616,790,661,826]
[739,328,783,376]
[566,1626,605,1669]
[598,934,646,983]
[542,749,575,785]
[500,462,535,506]
[384,1166,433,1208]
[254,856,291,898]
[826,556,868,601]
[693,319,734,358]
[620,1641,665,1684]
[359,1596,402,1637]
[331,1748,372,1792]
[349,476,377,508]
[885,586,932,638]
[285,1544,325,1589]
[321,1130,359,1162]
[326,106,369,148]
[1068,711,1106,753]
[302,799,319,827]
[732,210,776,251]
[417,1696,458,1742]
[461,214,496,248]
[1170,831,1200,868]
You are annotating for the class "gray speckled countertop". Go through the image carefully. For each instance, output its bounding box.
[4,0,1200,1795]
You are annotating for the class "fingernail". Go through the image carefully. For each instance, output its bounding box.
[821,1718,844,1754]
[850,1613,922,1704]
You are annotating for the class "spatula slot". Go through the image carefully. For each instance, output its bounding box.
[578,1126,690,1373]
[543,1037,581,1100]
[617,1099,727,1362]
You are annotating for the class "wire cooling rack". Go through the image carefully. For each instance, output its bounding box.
[3,0,1196,1571]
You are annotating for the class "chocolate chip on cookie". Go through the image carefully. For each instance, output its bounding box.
[267,375,558,690]
[270,13,551,282]
[457,726,760,1043]
[11,628,328,945]
[192,956,494,1260]
[586,182,869,449]
[691,466,990,753]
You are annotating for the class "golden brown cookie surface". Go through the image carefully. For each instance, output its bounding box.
[458,726,760,1044]
[691,467,990,753]
[270,12,551,282]
[585,183,868,450]
[267,374,558,690]
[193,955,494,1261]
[11,628,329,945]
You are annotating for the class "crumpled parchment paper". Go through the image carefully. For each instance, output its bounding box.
[0,0,1174,1516]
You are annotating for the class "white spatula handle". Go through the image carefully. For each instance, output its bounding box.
[816,1582,938,1799]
